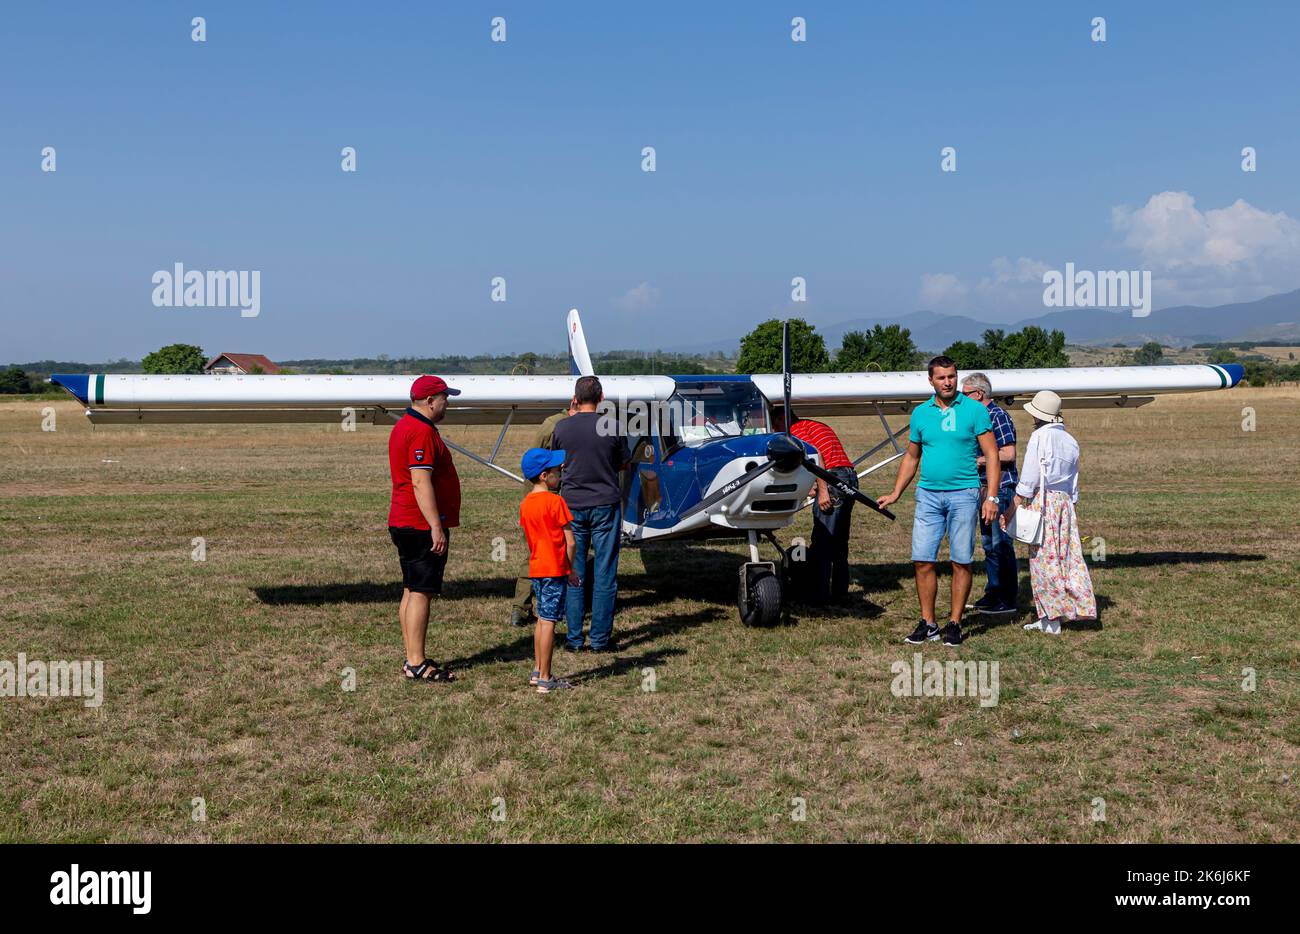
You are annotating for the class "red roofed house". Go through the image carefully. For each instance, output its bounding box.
[203,353,281,375]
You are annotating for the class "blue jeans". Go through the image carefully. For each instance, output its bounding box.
[980,486,1019,605]
[911,487,980,565]
[565,503,621,649]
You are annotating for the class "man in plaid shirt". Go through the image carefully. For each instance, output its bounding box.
[961,373,1020,613]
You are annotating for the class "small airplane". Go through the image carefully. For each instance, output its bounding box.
[51,311,1243,625]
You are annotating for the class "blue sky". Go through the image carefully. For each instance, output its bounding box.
[3,1,1299,362]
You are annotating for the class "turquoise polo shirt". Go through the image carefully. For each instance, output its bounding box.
[908,392,993,491]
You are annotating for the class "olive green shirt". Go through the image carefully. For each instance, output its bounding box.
[535,410,569,450]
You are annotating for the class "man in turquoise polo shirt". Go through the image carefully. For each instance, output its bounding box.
[877,356,1001,646]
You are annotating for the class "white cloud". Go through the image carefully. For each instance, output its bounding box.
[1112,191,1300,270]
[919,194,1300,316]
[613,281,660,313]
[1108,192,1300,306]
[917,258,1049,317]
[918,272,967,308]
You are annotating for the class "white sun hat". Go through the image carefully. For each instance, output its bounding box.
[1023,390,1064,423]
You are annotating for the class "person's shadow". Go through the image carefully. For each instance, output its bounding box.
[439,607,723,672]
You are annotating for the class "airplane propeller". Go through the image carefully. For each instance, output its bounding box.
[679,321,896,523]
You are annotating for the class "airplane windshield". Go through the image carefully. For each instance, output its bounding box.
[668,381,769,444]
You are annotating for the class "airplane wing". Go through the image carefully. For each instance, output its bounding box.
[47,372,677,426]
[754,363,1245,417]
[48,363,1243,425]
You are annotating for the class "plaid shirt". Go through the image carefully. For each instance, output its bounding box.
[981,401,1018,490]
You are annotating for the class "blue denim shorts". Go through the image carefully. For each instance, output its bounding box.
[531,576,568,621]
[912,487,981,565]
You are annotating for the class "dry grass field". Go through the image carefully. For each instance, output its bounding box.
[1,387,1297,842]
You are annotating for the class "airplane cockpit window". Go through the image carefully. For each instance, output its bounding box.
[667,381,769,446]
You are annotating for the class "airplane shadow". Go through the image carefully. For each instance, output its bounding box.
[619,544,752,608]
[252,550,1264,615]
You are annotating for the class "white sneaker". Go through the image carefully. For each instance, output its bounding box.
[1023,619,1046,631]
[1043,618,1062,635]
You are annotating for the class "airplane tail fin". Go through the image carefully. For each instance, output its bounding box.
[567,308,594,376]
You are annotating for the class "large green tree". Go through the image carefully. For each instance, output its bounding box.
[736,318,829,373]
[0,368,34,394]
[941,340,984,371]
[945,327,1070,370]
[1133,341,1164,366]
[995,327,1070,368]
[142,343,207,374]
[834,324,922,372]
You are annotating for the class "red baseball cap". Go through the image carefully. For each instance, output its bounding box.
[409,375,461,400]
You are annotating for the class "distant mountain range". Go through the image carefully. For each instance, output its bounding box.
[669,289,1300,354]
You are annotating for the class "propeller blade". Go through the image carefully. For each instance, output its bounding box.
[803,459,896,521]
[782,320,792,430]
[677,459,778,523]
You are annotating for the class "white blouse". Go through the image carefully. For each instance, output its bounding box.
[1016,423,1080,503]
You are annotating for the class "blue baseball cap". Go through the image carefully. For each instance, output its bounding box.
[521,447,565,480]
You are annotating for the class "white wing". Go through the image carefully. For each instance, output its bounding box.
[49,372,676,425]
[50,363,1240,425]
[753,364,1243,416]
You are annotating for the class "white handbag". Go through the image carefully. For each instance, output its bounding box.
[1008,452,1047,546]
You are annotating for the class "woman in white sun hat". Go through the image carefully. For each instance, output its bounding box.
[1000,390,1097,633]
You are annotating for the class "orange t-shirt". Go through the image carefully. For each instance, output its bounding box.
[519,490,574,578]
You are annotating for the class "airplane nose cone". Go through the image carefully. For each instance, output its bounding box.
[766,434,804,472]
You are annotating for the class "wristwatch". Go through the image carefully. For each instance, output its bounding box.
[986,496,998,503]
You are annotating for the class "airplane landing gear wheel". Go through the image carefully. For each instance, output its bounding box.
[739,568,782,627]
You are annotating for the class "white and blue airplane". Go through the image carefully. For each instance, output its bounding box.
[50,312,1244,624]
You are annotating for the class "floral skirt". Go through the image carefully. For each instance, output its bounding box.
[1028,490,1097,621]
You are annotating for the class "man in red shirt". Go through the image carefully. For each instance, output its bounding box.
[775,410,859,605]
[388,375,462,682]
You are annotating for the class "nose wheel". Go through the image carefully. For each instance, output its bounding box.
[738,530,788,626]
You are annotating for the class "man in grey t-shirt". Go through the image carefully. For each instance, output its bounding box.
[552,376,631,652]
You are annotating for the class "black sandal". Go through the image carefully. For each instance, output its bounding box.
[403,658,455,682]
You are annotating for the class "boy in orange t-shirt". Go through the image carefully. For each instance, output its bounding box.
[519,448,579,693]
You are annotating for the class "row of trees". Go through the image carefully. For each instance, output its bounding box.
[735,318,1071,373]
[0,368,42,393]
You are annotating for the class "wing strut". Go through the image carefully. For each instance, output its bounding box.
[488,408,515,464]
[443,437,526,484]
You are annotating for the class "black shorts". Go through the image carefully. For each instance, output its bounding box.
[389,526,451,595]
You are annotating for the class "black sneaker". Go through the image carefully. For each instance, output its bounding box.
[976,601,1016,615]
[904,620,940,644]
[940,622,963,646]
[969,596,998,611]
[562,644,588,654]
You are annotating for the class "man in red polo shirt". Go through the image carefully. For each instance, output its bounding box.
[389,375,462,682]
[775,410,859,605]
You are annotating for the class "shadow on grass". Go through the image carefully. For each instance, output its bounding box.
[1090,551,1266,569]
[441,607,724,671]
[962,594,1114,637]
[253,577,515,605]
[568,647,688,685]
[251,551,1262,610]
